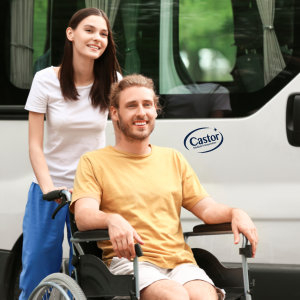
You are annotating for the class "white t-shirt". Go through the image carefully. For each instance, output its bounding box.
[25,66,108,188]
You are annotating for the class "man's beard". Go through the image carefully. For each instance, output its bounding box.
[117,113,155,141]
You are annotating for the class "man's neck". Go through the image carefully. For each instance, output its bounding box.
[114,138,151,155]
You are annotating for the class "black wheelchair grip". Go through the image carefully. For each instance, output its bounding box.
[135,243,143,257]
[43,190,63,201]
[239,244,253,258]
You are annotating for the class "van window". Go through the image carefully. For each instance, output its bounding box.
[1,0,299,119]
[161,0,299,118]
[0,0,80,114]
[33,0,50,74]
[178,0,236,83]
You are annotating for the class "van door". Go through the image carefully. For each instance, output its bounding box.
[108,0,300,298]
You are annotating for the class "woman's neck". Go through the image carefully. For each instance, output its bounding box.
[72,57,94,86]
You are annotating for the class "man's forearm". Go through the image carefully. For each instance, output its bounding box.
[202,203,234,224]
[74,197,115,231]
[74,198,144,259]
[190,197,258,256]
[190,197,234,224]
[75,208,111,231]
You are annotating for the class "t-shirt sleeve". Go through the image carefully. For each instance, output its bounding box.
[176,151,209,210]
[24,72,48,113]
[117,71,123,82]
[70,154,102,213]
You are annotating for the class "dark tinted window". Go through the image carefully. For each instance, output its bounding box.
[1,0,300,119]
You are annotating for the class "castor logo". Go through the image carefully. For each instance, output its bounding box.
[184,127,224,153]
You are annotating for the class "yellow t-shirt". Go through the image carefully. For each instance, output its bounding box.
[71,145,209,269]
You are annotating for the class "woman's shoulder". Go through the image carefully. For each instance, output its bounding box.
[31,67,60,91]
[34,66,58,81]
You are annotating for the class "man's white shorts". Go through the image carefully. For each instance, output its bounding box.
[109,257,225,299]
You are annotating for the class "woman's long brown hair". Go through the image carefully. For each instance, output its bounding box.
[59,8,121,111]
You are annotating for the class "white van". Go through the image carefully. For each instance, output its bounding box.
[1,0,299,299]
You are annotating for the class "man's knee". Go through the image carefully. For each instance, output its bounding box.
[184,280,219,300]
[141,279,190,300]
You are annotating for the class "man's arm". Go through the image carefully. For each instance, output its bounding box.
[74,197,144,260]
[190,196,258,257]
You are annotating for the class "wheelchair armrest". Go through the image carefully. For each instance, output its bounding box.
[184,222,232,239]
[184,222,253,258]
[71,229,109,243]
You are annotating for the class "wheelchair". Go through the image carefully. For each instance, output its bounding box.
[28,190,254,300]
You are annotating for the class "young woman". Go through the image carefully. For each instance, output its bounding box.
[19,8,121,299]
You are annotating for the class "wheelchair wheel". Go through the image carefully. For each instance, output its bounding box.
[29,272,86,300]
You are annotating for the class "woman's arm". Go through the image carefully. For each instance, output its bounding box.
[28,111,56,193]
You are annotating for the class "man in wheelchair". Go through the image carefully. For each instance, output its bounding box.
[70,74,258,300]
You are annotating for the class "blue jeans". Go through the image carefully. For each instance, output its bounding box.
[19,183,73,299]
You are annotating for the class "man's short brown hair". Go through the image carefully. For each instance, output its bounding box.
[109,74,160,110]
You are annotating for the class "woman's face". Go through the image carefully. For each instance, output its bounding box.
[66,15,109,61]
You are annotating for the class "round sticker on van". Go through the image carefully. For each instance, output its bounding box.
[184,127,224,153]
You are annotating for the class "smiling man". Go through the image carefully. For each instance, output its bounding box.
[111,81,157,144]
[71,74,258,300]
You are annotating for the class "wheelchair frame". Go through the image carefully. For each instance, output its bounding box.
[184,223,253,300]
[28,190,254,300]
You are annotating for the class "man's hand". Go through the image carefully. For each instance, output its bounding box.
[231,208,258,257]
[107,214,144,260]
[74,198,144,260]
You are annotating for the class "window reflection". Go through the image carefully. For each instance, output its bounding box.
[164,83,231,118]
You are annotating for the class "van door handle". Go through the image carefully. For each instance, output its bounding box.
[286,95,300,146]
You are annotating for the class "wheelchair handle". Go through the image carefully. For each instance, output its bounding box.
[43,189,71,219]
[43,189,71,201]
[135,243,143,257]
[134,244,143,299]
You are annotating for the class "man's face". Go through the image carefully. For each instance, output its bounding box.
[111,86,158,141]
